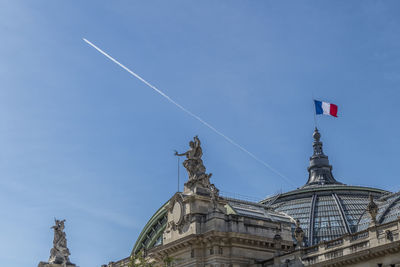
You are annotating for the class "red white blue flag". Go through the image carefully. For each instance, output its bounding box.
[314,100,338,117]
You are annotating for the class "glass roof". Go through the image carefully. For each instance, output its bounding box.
[358,192,400,232]
[266,188,384,246]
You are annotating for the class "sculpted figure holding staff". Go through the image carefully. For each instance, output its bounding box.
[175,136,210,182]
[174,135,202,160]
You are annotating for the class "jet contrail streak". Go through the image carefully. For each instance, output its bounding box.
[83,38,295,187]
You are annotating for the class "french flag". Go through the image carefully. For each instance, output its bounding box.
[314,100,338,117]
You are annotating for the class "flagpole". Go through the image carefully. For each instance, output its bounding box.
[312,98,318,129]
[177,157,180,192]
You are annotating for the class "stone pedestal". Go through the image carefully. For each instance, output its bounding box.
[38,262,76,267]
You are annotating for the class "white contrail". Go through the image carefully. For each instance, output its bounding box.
[82,38,295,187]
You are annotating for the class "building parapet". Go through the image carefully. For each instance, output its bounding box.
[270,218,400,266]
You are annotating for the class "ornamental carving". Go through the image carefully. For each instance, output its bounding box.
[294,219,304,247]
[167,194,190,234]
[367,194,378,224]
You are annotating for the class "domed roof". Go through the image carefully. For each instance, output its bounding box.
[261,128,388,246]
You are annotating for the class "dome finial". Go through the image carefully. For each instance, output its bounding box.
[313,127,320,142]
[312,128,323,156]
[305,128,341,186]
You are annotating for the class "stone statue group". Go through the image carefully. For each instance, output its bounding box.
[49,219,73,267]
[175,136,219,198]
[175,136,212,186]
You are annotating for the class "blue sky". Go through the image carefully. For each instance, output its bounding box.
[1,1,400,266]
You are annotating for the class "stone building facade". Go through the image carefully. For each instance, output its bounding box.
[272,216,400,266]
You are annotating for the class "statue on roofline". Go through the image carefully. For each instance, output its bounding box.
[175,135,203,160]
[175,136,212,187]
[294,219,305,248]
[48,219,73,267]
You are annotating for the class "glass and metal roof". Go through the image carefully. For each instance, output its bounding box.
[357,191,400,232]
[260,129,388,245]
[225,198,294,223]
[264,190,383,246]
[131,202,168,254]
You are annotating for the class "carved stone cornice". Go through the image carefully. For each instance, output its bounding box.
[150,229,293,259]
[314,240,400,267]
